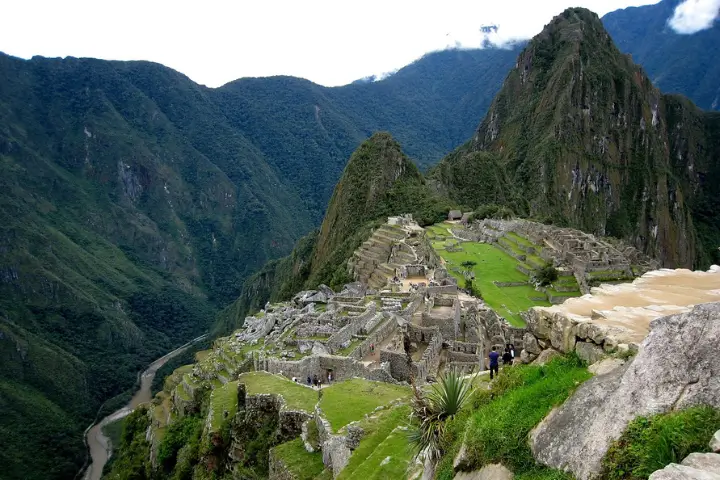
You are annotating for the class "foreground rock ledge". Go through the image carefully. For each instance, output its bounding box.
[530,302,720,480]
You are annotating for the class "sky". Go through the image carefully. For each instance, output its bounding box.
[0,0,717,88]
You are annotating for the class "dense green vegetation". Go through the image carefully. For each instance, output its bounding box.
[221,133,455,331]
[600,406,720,480]
[435,355,591,480]
[430,7,720,269]
[603,0,720,112]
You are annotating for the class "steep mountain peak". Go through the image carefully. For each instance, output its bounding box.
[433,7,720,268]
[311,132,423,276]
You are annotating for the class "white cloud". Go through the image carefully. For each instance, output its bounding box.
[0,0,659,88]
[669,0,720,33]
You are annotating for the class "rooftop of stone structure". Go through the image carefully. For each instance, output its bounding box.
[535,266,720,342]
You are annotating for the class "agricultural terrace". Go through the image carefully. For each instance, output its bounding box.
[426,223,581,326]
[236,373,410,431]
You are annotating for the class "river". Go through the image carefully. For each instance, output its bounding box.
[80,334,207,480]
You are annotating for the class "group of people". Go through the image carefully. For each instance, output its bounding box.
[487,344,516,380]
[292,372,333,388]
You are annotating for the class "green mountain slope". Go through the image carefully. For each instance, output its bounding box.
[216,133,451,333]
[430,8,720,268]
[603,0,720,111]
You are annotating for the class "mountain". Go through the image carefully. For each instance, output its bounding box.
[0,48,512,479]
[430,8,720,268]
[215,133,450,333]
[603,0,720,111]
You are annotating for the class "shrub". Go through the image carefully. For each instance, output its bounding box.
[474,204,515,220]
[535,263,559,286]
[600,406,720,480]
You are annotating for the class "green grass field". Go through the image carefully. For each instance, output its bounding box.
[239,372,318,412]
[209,380,240,430]
[337,406,413,480]
[321,379,410,431]
[237,374,410,432]
[272,438,327,479]
[431,239,550,326]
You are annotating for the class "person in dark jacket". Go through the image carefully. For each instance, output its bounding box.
[488,346,500,380]
[502,346,513,365]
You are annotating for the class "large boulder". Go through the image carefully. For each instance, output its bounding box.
[523,332,541,355]
[532,348,561,366]
[530,302,720,480]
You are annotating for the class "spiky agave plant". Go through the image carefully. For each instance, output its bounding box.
[409,369,473,464]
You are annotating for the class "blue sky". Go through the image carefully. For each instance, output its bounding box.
[0,0,716,87]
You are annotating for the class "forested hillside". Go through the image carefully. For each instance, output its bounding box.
[604,0,720,111]
[0,47,512,479]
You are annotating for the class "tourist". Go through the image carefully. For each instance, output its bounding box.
[488,347,500,380]
[328,372,333,383]
[313,374,318,387]
[371,343,375,352]
[502,346,513,366]
[510,344,516,360]
[307,376,311,386]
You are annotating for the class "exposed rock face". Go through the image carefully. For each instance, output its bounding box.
[453,464,514,480]
[712,430,720,453]
[575,341,605,364]
[532,349,561,366]
[530,302,720,480]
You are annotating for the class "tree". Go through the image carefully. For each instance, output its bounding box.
[460,260,477,279]
[535,263,559,286]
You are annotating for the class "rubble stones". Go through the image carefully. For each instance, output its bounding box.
[575,341,605,364]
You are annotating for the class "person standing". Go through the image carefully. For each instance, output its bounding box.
[510,344,516,360]
[502,346,513,366]
[488,346,500,380]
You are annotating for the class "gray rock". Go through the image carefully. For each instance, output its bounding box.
[317,284,335,297]
[523,332,541,355]
[345,425,364,450]
[312,342,330,356]
[530,303,720,480]
[588,358,625,376]
[575,341,605,364]
[453,442,471,471]
[549,315,577,353]
[682,453,720,473]
[649,463,720,480]
[603,335,619,353]
[711,430,720,453]
[305,291,328,304]
[453,464,514,480]
[532,348,561,366]
[520,349,538,364]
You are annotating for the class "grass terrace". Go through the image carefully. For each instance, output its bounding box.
[430,239,550,326]
[272,438,327,480]
[238,372,317,412]
[435,355,592,480]
[321,379,410,431]
[209,380,240,431]
[337,406,413,480]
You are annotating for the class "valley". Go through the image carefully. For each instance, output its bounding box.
[0,0,719,478]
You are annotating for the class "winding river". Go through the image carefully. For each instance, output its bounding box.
[80,334,207,480]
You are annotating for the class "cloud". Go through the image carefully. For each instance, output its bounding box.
[668,0,720,34]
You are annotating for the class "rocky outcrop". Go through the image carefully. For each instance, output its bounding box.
[530,302,720,480]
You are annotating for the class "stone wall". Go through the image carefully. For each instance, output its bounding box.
[326,304,376,352]
[263,354,396,385]
[519,307,638,364]
[380,349,412,382]
[349,316,398,361]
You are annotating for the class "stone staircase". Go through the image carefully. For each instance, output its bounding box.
[350,225,408,290]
